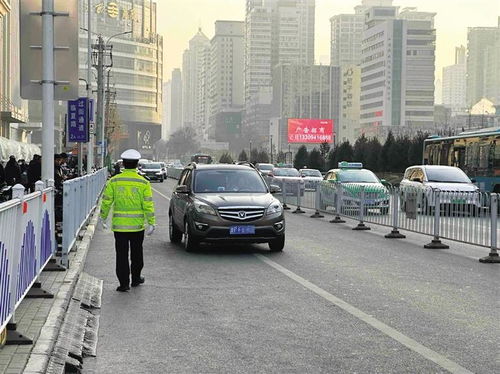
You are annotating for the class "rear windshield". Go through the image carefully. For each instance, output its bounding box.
[301,169,322,177]
[145,163,161,169]
[194,169,268,193]
[425,168,471,183]
[338,170,379,183]
[258,164,274,170]
[273,168,299,177]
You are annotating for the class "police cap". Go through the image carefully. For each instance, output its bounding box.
[120,149,141,161]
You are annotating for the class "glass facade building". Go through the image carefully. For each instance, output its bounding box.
[78,0,163,158]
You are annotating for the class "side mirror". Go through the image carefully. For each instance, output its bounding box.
[269,184,281,194]
[175,185,190,194]
[470,178,477,184]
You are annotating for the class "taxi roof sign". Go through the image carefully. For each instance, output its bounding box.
[338,161,363,169]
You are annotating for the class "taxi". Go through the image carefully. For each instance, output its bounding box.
[320,162,390,214]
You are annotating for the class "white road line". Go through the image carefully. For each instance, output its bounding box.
[254,254,473,374]
[152,187,170,201]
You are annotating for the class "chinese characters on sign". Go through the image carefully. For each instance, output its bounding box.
[95,2,139,22]
[67,98,89,143]
[287,119,334,144]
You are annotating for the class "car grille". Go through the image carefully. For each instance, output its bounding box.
[218,207,266,222]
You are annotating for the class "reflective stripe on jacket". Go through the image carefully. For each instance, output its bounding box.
[100,169,156,232]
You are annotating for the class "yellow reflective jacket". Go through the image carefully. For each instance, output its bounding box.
[100,169,156,232]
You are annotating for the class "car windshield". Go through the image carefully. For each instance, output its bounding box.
[425,168,471,183]
[273,168,299,177]
[338,170,379,183]
[145,163,162,169]
[301,169,321,177]
[194,169,268,193]
[258,164,273,171]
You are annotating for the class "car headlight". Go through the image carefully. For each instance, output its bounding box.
[266,201,283,216]
[155,172,162,175]
[194,201,217,216]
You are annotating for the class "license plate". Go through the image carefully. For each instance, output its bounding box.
[230,225,255,235]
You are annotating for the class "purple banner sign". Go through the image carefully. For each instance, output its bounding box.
[67,97,89,143]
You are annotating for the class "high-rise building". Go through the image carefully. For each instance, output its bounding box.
[208,21,244,145]
[329,1,393,67]
[0,0,29,145]
[359,6,436,138]
[271,63,340,151]
[466,18,500,107]
[340,65,361,143]
[78,0,163,158]
[162,81,171,140]
[442,46,467,115]
[170,68,183,135]
[244,0,315,147]
[182,29,210,140]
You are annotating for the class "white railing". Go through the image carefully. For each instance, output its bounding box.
[0,181,56,332]
[61,168,108,268]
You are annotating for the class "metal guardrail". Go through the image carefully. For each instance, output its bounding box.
[0,181,56,332]
[61,168,108,268]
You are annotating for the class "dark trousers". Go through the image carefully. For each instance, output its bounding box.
[113,231,145,286]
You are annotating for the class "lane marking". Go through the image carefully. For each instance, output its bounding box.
[152,187,171,201]
[254,254,473,374]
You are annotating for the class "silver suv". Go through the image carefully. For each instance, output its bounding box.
[169,163,285,252]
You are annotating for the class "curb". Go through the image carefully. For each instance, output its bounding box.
[23,205,101,374]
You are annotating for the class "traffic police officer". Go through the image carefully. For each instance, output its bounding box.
[99,149,156,292]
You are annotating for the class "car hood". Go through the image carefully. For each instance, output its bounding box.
[195,193,276,208]
[424,182,478,192]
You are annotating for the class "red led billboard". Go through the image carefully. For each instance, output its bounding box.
[287,119,334,144]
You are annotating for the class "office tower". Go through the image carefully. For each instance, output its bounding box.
[245,0,315,147]
[170,68,183,135]
[209,21,245,144]
[162,81,171,140]
[182,28,210,140]
[359,6,436,138]
[466,18,500,107]
[442,46,467,115]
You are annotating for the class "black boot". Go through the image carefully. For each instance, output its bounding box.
[131,276,145,287]
[116,285,130,292]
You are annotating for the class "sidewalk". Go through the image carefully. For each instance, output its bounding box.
[0,209,100,374]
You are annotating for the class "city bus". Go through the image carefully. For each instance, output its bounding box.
[423,128,500,192]
[191,154,213,164]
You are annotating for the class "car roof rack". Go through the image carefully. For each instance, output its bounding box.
[236,161,257,169]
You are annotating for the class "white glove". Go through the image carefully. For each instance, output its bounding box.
[99,218,109,230]
[145,224,155,236]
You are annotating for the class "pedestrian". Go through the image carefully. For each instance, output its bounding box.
[99,149,156,292]
[0,161,5,185]
[27,155,42,192]
[4,156,21,186]
[54,154,65,189]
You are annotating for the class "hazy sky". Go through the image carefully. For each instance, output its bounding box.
[157,0,500,81]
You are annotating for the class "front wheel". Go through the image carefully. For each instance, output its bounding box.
[184,220,199,252]
[169,213,182,243]
[268,235,285,252]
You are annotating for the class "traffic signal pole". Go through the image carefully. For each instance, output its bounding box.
[41,0,55,182]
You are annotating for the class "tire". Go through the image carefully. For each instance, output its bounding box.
[268,235,285,252]
[169,213,182,243]
[184,220,199,252]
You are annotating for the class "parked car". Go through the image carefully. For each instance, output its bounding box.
[299,168,323,190]
[399,165,481,214]
[256,163,274,177]
[169,163,285,252]
[320,162,390,214]
[139,162,165,182]
[268,167,305,196]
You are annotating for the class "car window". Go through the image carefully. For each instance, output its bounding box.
[404,168,413,180]
[301,169,322,177]
[193,169,268,193]
[411,168,424,181]
[258,164,273,171]
[338,170,379,183]
[425,168,471,183]
[273,168,299,177]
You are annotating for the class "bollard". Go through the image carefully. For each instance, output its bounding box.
[353,185,370,230]
[282,181,290,210]
[330,183,346,223]
[292,182,305,214]
[479,193,500,263]
[424,189,449,249]
[385,187,406,239]
[311,182,324,218]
